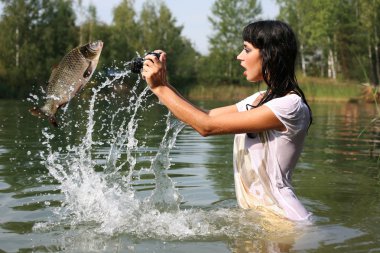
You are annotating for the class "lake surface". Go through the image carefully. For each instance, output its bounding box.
[0,81,380,252]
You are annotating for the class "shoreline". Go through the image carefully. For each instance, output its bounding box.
[185,76,364,102]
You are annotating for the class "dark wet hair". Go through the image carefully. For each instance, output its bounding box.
[243,20,312,126]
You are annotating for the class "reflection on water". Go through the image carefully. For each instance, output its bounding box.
[0,80,380,252]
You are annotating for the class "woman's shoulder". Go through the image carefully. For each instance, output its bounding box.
[265,94,310,134]
[265,93,309,121]
[266,93,303,108]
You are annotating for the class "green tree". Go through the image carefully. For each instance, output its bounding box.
[107,0,139,67]
[277,0,370,82]
[0,0,78,98]
[75,3,113,71]
[202,0,262,85]
[333,0,366,80]
[276,0,307,76]
[78,3,97,44]
[278,0,337,78]
[76,0,98,45]
[37,0,78,78]
[0,0,38,97]
[138,0,198,88]
[359,0,380,85]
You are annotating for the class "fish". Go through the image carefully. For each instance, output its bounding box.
[29,40,103,127]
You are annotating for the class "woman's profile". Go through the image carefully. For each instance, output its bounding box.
[142,20,312,221]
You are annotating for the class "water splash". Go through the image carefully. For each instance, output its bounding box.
[32,64,300,244]
[145,113,185,212]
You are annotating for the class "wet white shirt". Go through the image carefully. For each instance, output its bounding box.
[233,91,311,221]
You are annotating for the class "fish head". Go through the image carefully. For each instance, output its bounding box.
[80,40,103,60]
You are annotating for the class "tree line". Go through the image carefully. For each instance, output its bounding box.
[0,0,378,99]
[277,0,380,85]
[0,0,197,98]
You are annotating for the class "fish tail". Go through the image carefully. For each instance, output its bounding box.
[48,116,58,128]
[29,107,58,128]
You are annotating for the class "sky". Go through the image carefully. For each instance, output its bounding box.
[0,0,279,55]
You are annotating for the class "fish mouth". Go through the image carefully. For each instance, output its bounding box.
[89,40,103,51]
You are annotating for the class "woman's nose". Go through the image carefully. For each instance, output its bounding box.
[237,50,244,60]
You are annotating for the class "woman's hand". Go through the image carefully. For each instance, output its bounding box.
[142,50,168,90]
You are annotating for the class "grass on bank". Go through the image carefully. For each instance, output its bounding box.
[186,76,363,102]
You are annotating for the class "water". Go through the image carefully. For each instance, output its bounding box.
[0,75,380,252]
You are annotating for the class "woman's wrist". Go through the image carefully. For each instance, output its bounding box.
[150,83,166,95]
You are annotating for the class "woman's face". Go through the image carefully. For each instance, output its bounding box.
[237,41,263,82]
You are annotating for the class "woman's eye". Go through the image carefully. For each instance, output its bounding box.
[244,48,250,53]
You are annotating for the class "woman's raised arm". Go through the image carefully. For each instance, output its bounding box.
[142,51,285,136]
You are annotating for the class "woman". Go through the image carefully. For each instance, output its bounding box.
[142,20,312,221]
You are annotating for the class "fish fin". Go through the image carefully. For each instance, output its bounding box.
[51,64,59,71]
[50,64,58,74]
[29,107,58,128]
[48,116,58,128]
[83,61,93,78]
[49,65,59,83]
[29,107,45,118]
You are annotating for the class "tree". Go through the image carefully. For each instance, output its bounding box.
[138,0,198,88]
[0,0,78,98]
[0,0,37,97]
[277,0,337,78]
[75,0,98,45]
[203,0,262,85]
[333,0,365,80]
[107,0,139,67]
[359,0,380,85]
[38,0,78,77]
[277,0,372,82]
[277,0,307,76]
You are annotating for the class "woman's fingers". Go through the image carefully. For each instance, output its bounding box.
[142,50,168,88]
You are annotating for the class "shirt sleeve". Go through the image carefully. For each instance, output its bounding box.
[264,94,308,135]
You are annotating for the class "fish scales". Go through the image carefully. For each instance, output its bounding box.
[29,40,103,127]
[47,48,89,101]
